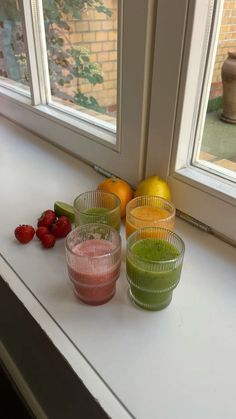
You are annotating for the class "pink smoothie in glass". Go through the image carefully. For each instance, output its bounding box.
[67,239,121,305]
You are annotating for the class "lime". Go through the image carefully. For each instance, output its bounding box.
[54,201,75,222]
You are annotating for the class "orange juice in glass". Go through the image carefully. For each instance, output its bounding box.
[126,196,175,238]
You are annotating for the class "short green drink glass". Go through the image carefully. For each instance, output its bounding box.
[126,227,185,311]
[73,190,121,231]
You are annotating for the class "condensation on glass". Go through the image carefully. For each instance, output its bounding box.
[42,0,117,129]
[195,0,236,181]
[0,0,30,92]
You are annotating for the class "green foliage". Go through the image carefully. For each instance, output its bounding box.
[74,91,106,113]
[0,1,21,21]
[70,47,104,84]
[43,0,112,112]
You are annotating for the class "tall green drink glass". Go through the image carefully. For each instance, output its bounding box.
[126,227,185,310]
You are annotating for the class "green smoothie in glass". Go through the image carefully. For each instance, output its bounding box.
[126,228,185,310]
[80,207,120,231]
[74,191,121,231]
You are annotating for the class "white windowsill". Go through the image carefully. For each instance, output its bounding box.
[0,116,236,419]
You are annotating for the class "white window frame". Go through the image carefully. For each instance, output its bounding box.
[146,0,236,243]
[0,0,155,186]
[1,0,235,242]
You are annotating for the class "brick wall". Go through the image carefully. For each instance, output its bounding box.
[210,0,236,99]
[67,0,117,112]
[66,0,236,109]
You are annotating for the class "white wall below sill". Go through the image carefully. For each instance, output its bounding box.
[0,115,236,419]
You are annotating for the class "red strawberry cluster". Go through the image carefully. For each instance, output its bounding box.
[14,209,72,249]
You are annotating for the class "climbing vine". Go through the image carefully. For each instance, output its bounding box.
[0,0,112,113]
[43,0,112,112]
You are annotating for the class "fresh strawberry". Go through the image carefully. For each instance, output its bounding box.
[37,209,57,227]
[14,225,35,244]
[41,233,56,248]
[50,216,72,238]
[36,226,50,240]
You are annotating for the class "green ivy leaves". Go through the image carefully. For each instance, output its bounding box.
[42,0,112,113]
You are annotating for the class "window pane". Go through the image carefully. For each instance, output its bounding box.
[42,0,117,129]
[195,0,236,181]
[0,0,30,92]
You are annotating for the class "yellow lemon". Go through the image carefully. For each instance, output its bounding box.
[135,175,171,201]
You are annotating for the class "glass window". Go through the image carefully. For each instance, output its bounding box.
[147,0,236,242]
[195,0,236,182]
[42,0,117,129]
[0,0,30,93]
[0,1,154,185]
[2,0,234,241]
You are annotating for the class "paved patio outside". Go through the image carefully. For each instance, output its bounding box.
[200,110,236,172]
